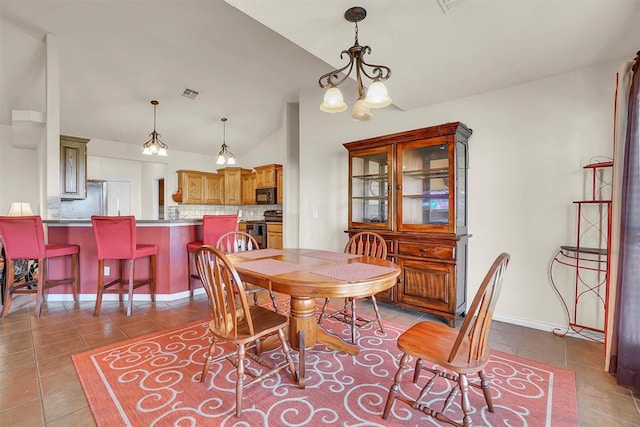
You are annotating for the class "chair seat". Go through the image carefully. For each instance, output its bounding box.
[187,241,203,252]
[398,321,489,374]
[209,305,289,343]
[134,244,158,258]
[45,243,80,258]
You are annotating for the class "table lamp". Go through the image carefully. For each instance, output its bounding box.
[7,202,34,216]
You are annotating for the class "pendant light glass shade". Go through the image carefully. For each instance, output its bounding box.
[351,98,373,121]
[363,80,392,108]
[320,86,348,113]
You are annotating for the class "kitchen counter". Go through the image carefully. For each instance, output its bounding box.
[45,219,202,227]
[46,220,203,299]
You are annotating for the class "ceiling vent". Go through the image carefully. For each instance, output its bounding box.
[180,88,200,100]
[436,0,469,13]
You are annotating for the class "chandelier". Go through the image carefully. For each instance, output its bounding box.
[318,6,392,122]
[216,117,236,165]
[142,100,168,156]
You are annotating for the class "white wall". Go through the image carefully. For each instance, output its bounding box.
[291,60,620,330]
[0,124,41,214]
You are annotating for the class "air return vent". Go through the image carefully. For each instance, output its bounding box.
[180,88,200,99]
[436,0,469,13]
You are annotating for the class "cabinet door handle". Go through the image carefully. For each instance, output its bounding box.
[396,184,401,190]
[420,248,429,253]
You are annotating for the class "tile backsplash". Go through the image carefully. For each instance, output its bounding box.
[176,204,281,221]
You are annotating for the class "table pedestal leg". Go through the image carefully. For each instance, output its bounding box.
[289,297,316,350]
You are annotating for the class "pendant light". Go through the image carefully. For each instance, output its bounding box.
[216,117,236,165]
[142,100,168,156]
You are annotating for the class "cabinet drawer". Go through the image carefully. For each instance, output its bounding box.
[397,242,453,260]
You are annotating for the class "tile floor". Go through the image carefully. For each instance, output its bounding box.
[0,294,638,426]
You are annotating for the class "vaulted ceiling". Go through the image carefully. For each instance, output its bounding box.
[1,0,638,156]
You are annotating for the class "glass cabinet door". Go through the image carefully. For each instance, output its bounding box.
[397,138,453,232]
[349,146,391,229]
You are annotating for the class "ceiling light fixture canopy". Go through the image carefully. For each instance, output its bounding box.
[216,117,236,165]
[318,6,392,122]
[142,100,168,156]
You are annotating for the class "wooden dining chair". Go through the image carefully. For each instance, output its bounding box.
[216,231,279,312]
[91,215,157,317]
[195,245,298,416]
[382,252,510,427]
[0,216,80,317]
[186,214,238,298]
[317,231,388,342]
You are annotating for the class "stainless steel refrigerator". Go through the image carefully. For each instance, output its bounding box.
[60,180,108,219]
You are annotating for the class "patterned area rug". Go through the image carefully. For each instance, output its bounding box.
[72,305,579,426]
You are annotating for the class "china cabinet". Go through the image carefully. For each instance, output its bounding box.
[60,135,89,200]
[345,122,472,326]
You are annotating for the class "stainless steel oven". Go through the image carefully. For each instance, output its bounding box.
[244,221,267,248]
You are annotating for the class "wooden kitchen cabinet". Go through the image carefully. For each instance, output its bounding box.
[255,164,281,188]
[218,167,250,205]
[177,170,205,204]
[60,135,89,200]
[276,165,283,204]
[204,173,223,204]
[266,222,283,249]
[241,170,256,205]
[177,170,223,204]
[345,122,472,327]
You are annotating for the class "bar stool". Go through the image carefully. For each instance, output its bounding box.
[0,215,79,317]
[91,215,157,317]
[186,214,237,297]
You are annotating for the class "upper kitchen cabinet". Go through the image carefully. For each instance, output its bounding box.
[218,167,251,205]
[177,170,223,204]
[254,164,281,189]
[276,165,283,204]
[241,170,256,205]
[204,173,224,204]
[60,135,89,200]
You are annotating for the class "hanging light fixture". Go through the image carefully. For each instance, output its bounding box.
[318,6,392,122]
[216,117,236,165]
[142,100,168,156]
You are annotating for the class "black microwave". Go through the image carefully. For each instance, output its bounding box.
[256,187,277,204]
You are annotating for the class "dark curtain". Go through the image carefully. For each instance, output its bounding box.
[614,51,640,392]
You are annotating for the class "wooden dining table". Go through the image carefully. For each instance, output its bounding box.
[226,247,400,387]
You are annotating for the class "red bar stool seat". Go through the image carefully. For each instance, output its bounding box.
[186,214,237,297]
[91,215,157,317]
[0,215,80,317]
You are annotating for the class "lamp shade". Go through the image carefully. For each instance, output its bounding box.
[350,99,373,122]
[363,80,392,108]
[320,86,348,113]
[8,202,34,216]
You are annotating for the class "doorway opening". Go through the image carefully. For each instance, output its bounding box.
[158,178,165,220]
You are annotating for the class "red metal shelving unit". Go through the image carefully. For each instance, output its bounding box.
[550,161,612,344]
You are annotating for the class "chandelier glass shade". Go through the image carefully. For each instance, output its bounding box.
[142,100,168,156]
[216,117,236,165]
[318,6,391,121]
